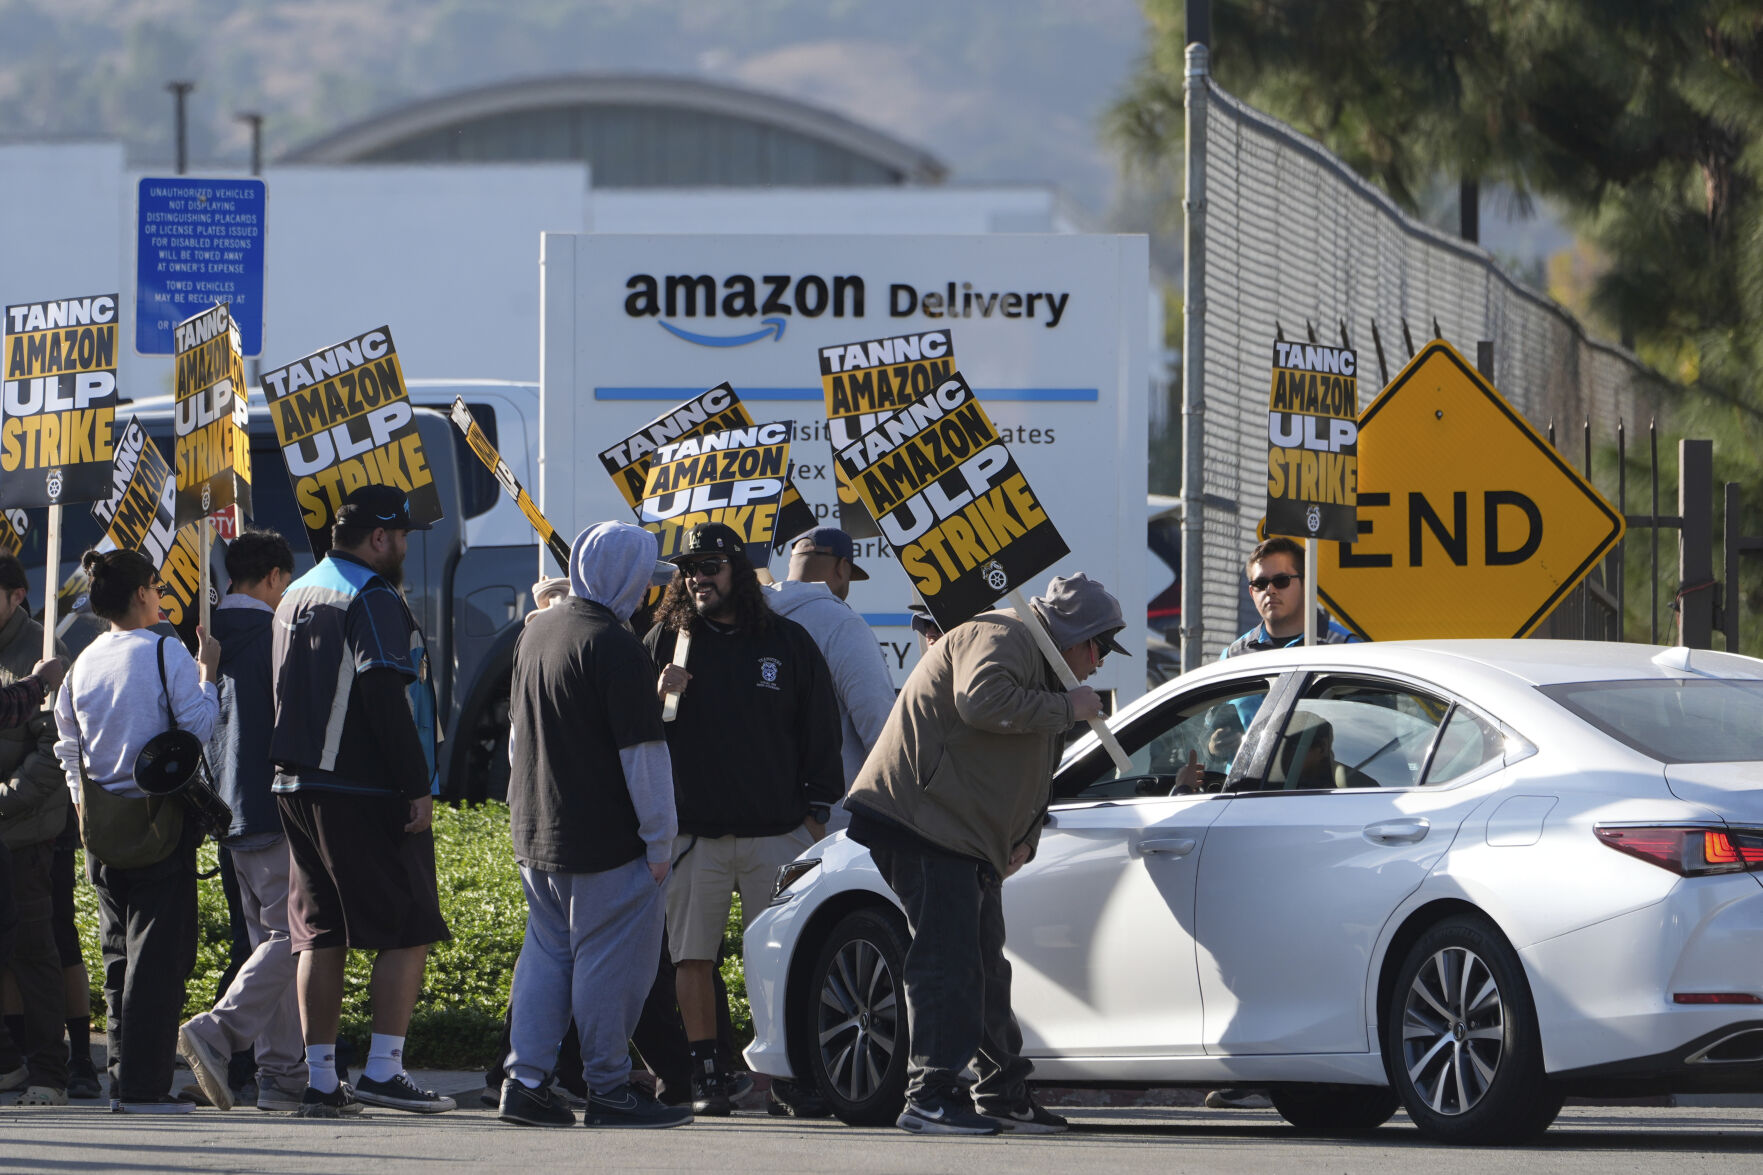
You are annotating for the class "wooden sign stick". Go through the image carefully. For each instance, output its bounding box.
[661,629,691,723]
[1007,588,1132,773]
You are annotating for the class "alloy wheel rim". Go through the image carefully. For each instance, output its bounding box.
[817,937,898,1102]
[1400,944,1505,1116]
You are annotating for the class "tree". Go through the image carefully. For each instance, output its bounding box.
[1113,1,1763,648]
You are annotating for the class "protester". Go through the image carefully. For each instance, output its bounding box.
[52,549,219,1114]
[908,602,944,655]
[845,572,1125,1135]
[498,522,691,1130]
[269,485,452,1118]
[484,570,695,1112]
[0,554,71,1106]
[177,529,308,1113]
[763,528,893,828]
[762,526,894,1116]
[645,522,842,1116]
[1205,535,1358,1110]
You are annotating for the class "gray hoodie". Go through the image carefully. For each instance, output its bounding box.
[560,521,676,863]
[764,579,896,821]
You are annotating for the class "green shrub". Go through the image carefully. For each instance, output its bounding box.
[72,802,755,1069]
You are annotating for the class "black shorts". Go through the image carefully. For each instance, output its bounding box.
[276,789,450,952]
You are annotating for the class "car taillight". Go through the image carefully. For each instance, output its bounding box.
[1596,826,1763,876]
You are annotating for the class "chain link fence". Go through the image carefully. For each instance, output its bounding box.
[1183,65,1669,662]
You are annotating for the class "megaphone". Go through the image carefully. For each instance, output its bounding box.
[134,730,233,837]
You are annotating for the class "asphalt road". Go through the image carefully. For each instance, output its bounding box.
[3,1094,1761,1174]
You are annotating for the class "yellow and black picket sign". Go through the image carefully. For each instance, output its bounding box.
[599,382,815,556]
[261,326,442,556]
[173,303,253,526]
[88,417,208,641]
[638,422,791,564]
[835,371,1068,632]
[1265,340,1358,542]
[818,329,955,539]
[2,295,121,508]
[0,510,25,559]
[448,397,572,571]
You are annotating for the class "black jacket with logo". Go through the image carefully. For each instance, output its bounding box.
[645,614,842,838]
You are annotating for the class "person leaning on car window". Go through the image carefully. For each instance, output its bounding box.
[845,572,1127,1137]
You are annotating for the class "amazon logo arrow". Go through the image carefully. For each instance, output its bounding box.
[657,317,787,347]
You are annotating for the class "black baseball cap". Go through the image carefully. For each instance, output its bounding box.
[667,521,745,564]
[790,526,870,581]
[335,484,431,531]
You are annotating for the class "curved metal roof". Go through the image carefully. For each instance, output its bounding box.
[279,73,946,186]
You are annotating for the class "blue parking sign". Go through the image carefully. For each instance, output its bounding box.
[136,177,266,356]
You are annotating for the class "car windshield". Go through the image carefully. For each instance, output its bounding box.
[1541,678,1763,764]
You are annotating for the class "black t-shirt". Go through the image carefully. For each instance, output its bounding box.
[508,598,665,872]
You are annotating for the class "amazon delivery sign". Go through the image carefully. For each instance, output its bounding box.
[540,233,1149,700]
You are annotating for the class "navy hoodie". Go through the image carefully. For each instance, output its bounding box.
[208,597,279,844]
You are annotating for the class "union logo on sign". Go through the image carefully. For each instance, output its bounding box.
[1317,340,1625,640]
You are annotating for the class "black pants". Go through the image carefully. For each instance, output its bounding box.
[89,820,199,1102]
[0,840,69,1088]
[869,844,1031,1108]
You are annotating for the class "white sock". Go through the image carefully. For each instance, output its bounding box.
[365,1034,405,1083]
[306,1045,338,1094]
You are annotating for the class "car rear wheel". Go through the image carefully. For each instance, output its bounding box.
[796,906,909,1126]
[1382,915,1563,1144]
[1269,1084,1398,1133]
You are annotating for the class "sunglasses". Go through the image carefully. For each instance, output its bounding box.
[682,557,730,577]
[1249,572,1302,593]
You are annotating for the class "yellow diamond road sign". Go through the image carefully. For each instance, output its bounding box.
[1318,340,1625,640]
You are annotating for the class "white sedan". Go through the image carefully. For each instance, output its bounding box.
[743,640,1763,1145]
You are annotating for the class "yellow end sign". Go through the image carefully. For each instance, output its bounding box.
[1319,340,1625,639]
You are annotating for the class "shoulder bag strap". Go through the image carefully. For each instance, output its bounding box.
[157,634,178,732]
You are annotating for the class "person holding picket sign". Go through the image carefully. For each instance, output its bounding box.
[51,549,220,1114]
[845,572,1125,1136]
[644,522,842,1117]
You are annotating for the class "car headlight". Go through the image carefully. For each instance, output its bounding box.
[770,858,822,904]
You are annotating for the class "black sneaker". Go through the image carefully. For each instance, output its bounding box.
[498,1078,575,1127]
[66,1055,103,1100]
[354,1072,457,1114]
[978,1097,1069,1134]
[292,1083,363,1118]
[691,1069,734,1117]
[896,1090,1000,1136]
[767,1078,833,1119]
[584,1082,693,1129]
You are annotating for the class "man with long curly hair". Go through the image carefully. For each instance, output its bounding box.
[644,522,841,1116]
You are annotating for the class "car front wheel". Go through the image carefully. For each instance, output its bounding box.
[1382,914,1563,1144]
[795,906,910,1126]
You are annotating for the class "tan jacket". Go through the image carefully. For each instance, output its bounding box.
[0,607,67,849]
[846,609,1072,876]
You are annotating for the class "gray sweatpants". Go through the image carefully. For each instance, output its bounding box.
[505,858,664,1094]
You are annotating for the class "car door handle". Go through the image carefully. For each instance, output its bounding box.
[1137,837,1197,858]
[1362,818,1430,845]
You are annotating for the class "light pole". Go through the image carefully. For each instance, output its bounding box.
[167,80,195,174]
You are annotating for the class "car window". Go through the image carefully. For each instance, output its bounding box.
[1422,706,1504,785]
[1261,678,1450,790]
[1055,680,1273,803]
[1540,678,1763,763]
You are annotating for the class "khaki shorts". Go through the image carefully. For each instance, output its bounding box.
[665,826,815,962]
